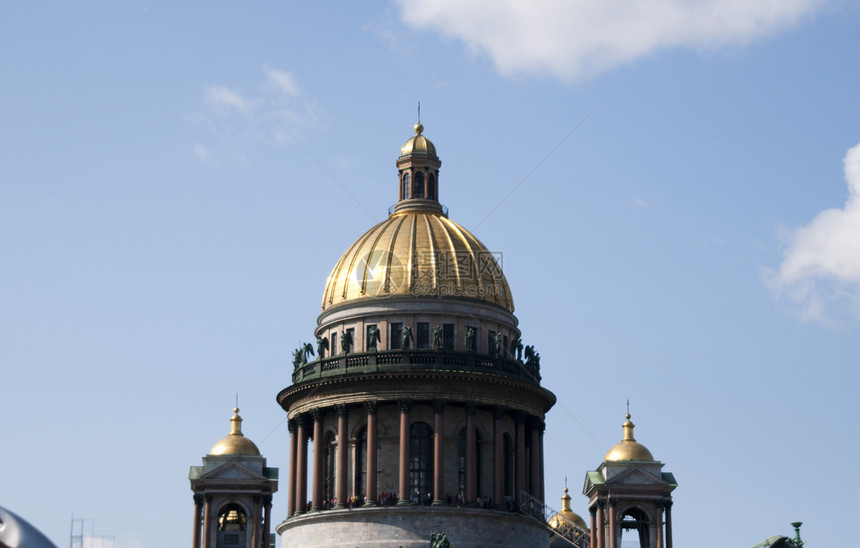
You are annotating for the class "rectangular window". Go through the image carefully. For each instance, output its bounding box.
[443,323,455,350]
[417,322,430,349]
[331,331,338,354]
[503,335,509,357]
[390,323,403,350]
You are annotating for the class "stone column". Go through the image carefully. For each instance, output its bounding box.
[596,501,605,548]
[364,401,379,506]
[192,494,203,548]
[655,501,664,548]
[465,401,477,506]
[334,405,349,509]
[296,415,308,515]
[665,501,673,548]
[589,506,597,548]
[397,399,412,505]
[311,408,324,511]
[529,419,540,498]
[432,399,446,505]
[263,496,273,548]
[515,411,526,508]
[287,419,297,518]
[538,421,546,503]
[201,494,212,548]
[492,406,505,508]
[251,495,261,548]
[608,498,617,548]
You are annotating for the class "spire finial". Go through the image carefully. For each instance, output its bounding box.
[418,101,421,124]
[626,399,630,419]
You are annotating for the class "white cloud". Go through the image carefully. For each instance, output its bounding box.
[765,141,860,323]
[203,84,255,113]
[192,143,210,163]
[396,0,824,82]
[188,66,324,162]
[263,66,300,97]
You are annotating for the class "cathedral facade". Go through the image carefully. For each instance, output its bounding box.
[189,124,677,548]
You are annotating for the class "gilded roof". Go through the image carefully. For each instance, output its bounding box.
[400,123,436,157]
[209,407,261,456]
[321,210,514,312]
[604,413,654,462]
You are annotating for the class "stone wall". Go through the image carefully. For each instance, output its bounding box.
[278,506,550,548]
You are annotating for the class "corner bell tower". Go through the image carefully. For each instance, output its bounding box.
[190,408,279,548]
[583,411,677,548]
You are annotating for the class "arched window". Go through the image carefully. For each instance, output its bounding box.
[401,173,410,200]
[503,433,513,498]
[410,422,433,503]
[458,427,482,499]
[428,173,436,200]
[354,427,367,499]
[325,432,336,504]
[413,172,425,199]
[619,507,650,547]
[216,504,247,548]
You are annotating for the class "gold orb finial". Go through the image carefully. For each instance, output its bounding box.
[414,123,424,135]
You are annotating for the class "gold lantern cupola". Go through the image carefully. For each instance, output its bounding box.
[549,487,588,530]
[209,407,261,456]
[604,411,654,462]
[394,122,443,214]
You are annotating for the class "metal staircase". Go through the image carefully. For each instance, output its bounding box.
[520,491,590,548]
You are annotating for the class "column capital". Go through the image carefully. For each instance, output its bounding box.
[665,500,673,509]
[398,398,413,413]
[465,401,478,416]
[335,404,349,417]
[287,418,297,433]
[514,410,527,424]
[589,505,597,516]
[432,399,447,413]
[205,494,213,503]
[311,407,325,421]
[607,498,617,507]
[295,412,309,429]
[193,494,204,505]
[253,494,262,503]
[596,500,606,509]
[364,400,378,415]
[493,406,506,420]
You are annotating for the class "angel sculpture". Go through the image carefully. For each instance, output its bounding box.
[316,336,329,359]
[301,342,314,364]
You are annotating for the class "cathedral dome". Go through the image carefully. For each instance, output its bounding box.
[321,210,514,312]
[604,412,654,462]
[209,408,261,456]
[548,487,588,530]
[400,123,436,157]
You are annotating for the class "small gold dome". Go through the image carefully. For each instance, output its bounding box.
[321,210,513,312]
[400,123,437,157]
[604,412,654,462]
[209,407,261,456]
[548,487,588,530]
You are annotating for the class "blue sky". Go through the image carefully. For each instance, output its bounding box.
[2,2,859,547]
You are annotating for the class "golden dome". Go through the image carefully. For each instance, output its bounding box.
[321,209,514,312]
[548,487,588,530]
[209,407,261,456]
[400,123,437,157]
[604,412,654,462]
